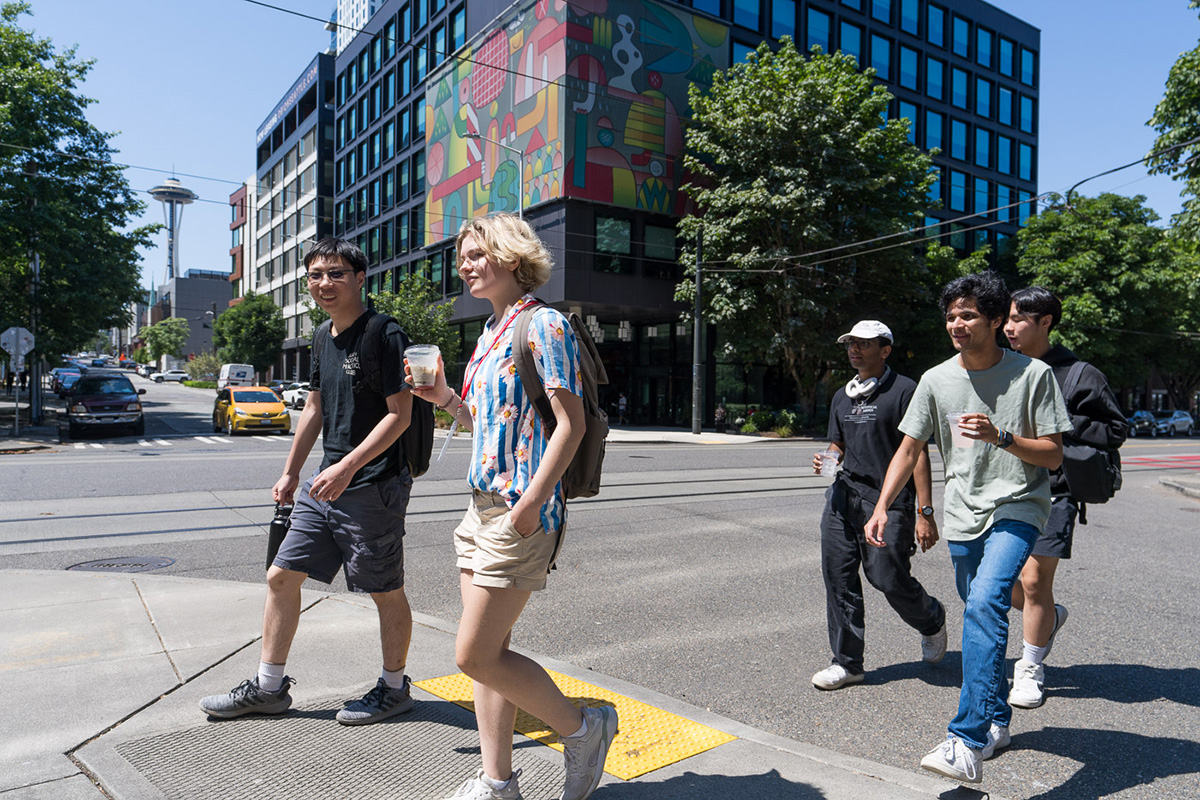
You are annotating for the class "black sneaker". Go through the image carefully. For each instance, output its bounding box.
[336,676,415,725]
[199,676,295,719]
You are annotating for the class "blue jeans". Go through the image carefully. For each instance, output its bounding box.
[946,519,1039,749]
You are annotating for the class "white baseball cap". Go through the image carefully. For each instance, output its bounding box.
[837,320,893,344]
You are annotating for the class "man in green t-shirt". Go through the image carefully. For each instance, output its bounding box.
[865,271,1071,785]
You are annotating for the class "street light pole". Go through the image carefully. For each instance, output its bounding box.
[464,132,524,219]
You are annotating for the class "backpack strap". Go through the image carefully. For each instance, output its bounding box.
[357,311,396,396]
[512,301,556,432]
[1062,360,1088,413]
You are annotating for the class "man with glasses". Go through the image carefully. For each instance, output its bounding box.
[811,320,946,691]
[201,238,418,726]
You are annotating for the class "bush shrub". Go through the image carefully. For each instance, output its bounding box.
[740,421,758,434]
[750,410,776,430]
[183,380,217,389]
[774,424,795,438]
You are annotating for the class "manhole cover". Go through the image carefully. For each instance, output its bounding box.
[66,556,175,573]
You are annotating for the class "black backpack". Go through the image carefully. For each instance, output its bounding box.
[315,312,435,478]
[1058,360,1122,505]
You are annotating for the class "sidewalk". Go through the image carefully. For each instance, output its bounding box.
[1159,471,1200,499]
[0,569,993,800]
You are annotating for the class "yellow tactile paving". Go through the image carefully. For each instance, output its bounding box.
[414,670,737,780]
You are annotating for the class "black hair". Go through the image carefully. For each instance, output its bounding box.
[1010,286,1062,332]
[939,270,1010,322]
[304,238,368,273]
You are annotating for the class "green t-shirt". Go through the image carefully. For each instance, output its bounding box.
[899,350,1072,541]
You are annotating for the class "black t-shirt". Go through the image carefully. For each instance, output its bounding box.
[826,369,917,508]
[311,310,411,489]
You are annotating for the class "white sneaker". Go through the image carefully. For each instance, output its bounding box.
[921,623,948,663]
[1043,604,1069,659]
[559,705,618,800]
[1009,658,1045,708]
[920,735,982,783]
[441,769,523,800]
[981,723,1011,760]
[811,664,865,690]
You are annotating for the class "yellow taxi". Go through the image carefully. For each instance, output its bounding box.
[212,385,292,435]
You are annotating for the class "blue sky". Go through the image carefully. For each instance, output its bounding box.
[20,0,1200,290]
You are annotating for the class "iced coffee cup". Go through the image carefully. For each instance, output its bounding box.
[817,449,840,477]
[946,412,972,446]
[405,344,440,387]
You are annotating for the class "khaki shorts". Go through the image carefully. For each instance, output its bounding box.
[455,490,564,591]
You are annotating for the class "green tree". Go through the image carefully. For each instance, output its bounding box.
[0,2,157,359]
[300,279,330,330]
[141,317,190,362]
[131,345,149,364]
[676,41,936,414]
[370,273,460,372]
[1014,193,1185,391]
[212,292,286,375]
[186,350,222,381]
[1147,1,1200,239]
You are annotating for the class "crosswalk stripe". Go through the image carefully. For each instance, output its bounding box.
[193,436,217,444]
[89,443,103,449]
[212,436,236,443]
[138,439,152,447]
[154,439,171,446]
[74,443,86,450]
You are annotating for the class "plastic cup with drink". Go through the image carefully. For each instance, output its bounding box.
[405,344,440,387]
[946,412,973,446]
[817,449,840,477]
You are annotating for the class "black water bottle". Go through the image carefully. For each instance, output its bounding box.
[266,503,293,571]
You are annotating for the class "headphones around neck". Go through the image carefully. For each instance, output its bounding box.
[845,368,890,400]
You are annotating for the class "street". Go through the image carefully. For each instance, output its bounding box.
[3,382,1199,799]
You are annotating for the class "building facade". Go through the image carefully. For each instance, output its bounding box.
[329,0,1039,425]
[227,179,257,306]
[150,271,233,370]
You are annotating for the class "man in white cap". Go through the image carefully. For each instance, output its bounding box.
[811,320,947,691]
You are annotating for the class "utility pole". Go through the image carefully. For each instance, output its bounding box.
[692,225,703,435]
[25,161,42,426]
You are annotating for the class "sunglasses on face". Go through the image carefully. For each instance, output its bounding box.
[306,269,349,283]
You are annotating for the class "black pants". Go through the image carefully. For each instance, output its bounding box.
[820,480,944,674]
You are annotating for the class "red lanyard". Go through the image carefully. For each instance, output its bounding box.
[461,300,539,399]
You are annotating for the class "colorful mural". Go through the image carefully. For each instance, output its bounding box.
[425,0,729,241]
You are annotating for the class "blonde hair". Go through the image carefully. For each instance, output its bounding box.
[456,213,553,293]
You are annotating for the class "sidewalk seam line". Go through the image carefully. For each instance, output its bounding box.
[133,577,184,683]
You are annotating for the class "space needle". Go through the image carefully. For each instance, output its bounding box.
[148,178,198,281]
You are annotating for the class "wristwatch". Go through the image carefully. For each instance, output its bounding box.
[920,505,935,518]
[996,429,1015,449]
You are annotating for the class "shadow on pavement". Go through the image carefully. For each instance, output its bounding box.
[1014,726,1200,799]
[868,651,964,689]
[597,769,824,799]
[1048,663,1200,708]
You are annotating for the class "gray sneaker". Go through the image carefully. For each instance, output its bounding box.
[559,705,618,800]
[441,768,523,799]
[199,676,294,719]
[336,676,415,725]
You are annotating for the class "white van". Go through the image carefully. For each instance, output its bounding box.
[218,363,255,389]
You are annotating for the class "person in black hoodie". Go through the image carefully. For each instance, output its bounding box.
[1003,286,1128,710]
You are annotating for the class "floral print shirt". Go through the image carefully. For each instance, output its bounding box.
[463,294,581,533]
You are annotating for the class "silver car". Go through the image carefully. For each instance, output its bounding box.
[282,382,310,409]
[1152,410,1195,437]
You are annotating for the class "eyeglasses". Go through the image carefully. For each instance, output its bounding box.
[843,338,878,351]
[306,269,349,283]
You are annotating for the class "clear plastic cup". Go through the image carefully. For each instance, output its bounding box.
[405,344,440,387]
[817,450,840,476]
[946,412,972,446]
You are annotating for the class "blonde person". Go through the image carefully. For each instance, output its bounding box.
[409,213,618,800]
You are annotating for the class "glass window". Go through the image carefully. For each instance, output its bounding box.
[337,72,347,108]
[415,47,427,83]
[840,21,862,62]
[733,40,755,63]
[898,100,917,143]
[950,118,968,160]
[975,177,989,216]
[397,212,409,254]
[1019,142,1033,181]
[927,167,942,205]
[414,94,425,141]
[976,77,991,118]
[900,0,918,34]
[772,0,795,39]
[410,206,424,248]
[451,7,466,51]
[693,0,720,14]
[899,46,918,90]
[927,4,945,47]
[429,249,443,290]
[841,0,862,10]
[384,19,397,60]
[976,27,993,68]
[384,70,396,111]
[595,217,634,274]
[431,24,445,66]
[370,179,381,219]
[371,84,382,123]
[399,4,410,41]
[644,224,678,280]
[925,109,943,151]
[871,34,890,79]
[398,56,411,97]
[1020,95,1035,133]
[998,38,1015,77]
[348,62,357,97]
[399,107,411,148]
[433,0,446,12]
[996,183,1012,223]
[925,56,943,99]
[383,170,394,210]
[998,86,1013,126]
[413,0,426,30]
[413,149,425,189]
[734,0,760,31]
[1018,189,1032,225]
[383,120,395,161]
[872,0,890,23]
[952,15,969,57]
[997,134,1012,174]
[807,8,830,52]
[371,36,382,75]
[951,67,968,109]
[399,159,410,200]
[1021,48,1036,85]
[975,127,990,168]
[949,170,967,212]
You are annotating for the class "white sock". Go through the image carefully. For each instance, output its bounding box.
[382,666,406,689]
[564,715,587,739]
[1023,640,1049,666]
[483,773,512,790]
[258,661,286,692]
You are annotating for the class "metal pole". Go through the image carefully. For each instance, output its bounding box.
[30,251,41,425]
[692,226,703,435]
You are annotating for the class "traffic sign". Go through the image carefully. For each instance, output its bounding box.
[1,326,34,356]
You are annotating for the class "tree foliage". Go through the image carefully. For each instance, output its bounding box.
[1013,193,1200,398]
[130,346,149,364]
[1146,2,1200,239]
[212,292,286,374]
[675,41,938,414]
[371,273,460,372]
[186,350,222,381]
[141,317,190,362]
[0,2,157,359]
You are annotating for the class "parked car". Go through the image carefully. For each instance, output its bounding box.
[1126,410,1156,438]
[212,386,292,435]
[1153,410,1195,437]
[282,382,310,409]
[137,364,158,378]
[153,369,189,383]
[65,372,146,437]
[50,367,80,393]
[218,363,255,390]
[57,372,84,398]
